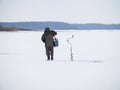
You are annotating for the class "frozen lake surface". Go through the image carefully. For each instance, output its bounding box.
[0,30,120,90]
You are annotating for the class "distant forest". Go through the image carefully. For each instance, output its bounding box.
[0,21,120,30]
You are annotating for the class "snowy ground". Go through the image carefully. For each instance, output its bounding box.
[0,30,120,90]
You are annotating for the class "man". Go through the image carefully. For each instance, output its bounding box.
[41,27,57,60]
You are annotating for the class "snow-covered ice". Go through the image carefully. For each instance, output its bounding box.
[0,30,120,90]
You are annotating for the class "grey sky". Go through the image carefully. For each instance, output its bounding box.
[0,0,120,23]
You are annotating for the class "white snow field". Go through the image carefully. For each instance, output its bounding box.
[0,30,120,90]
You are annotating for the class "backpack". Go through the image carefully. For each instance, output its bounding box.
[53,37,59,47]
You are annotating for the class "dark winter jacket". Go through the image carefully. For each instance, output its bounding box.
[41,30,57,47]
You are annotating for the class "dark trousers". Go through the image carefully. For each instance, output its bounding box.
[45,46,54,59]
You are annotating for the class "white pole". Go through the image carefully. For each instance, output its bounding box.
[67,35,74,61]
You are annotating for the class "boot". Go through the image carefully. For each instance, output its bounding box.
[47,55,50,60]
[51,57,53,60]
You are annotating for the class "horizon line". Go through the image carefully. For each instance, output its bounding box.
[0,21,120,24]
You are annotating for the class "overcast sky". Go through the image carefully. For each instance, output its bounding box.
[0,0,120,23]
